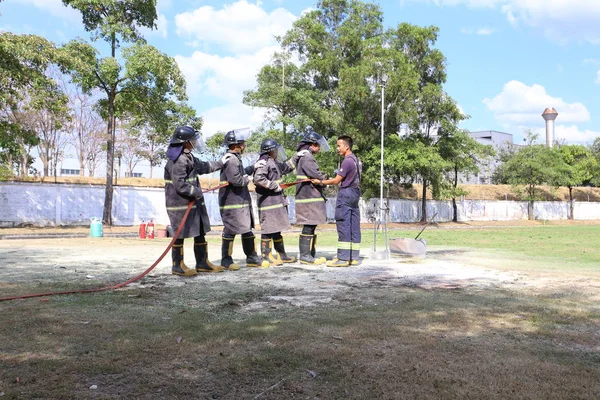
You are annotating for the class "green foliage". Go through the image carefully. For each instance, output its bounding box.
[61,0,157,49]
[554,144,597,189]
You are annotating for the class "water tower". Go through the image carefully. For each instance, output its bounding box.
[542,108,558,147]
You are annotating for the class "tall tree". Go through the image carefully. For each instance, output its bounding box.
[500,133,564,220]
[437,128,495,222]
[62,0,188,224]
[554,144,597,219]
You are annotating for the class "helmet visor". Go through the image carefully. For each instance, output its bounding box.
[233,127,252,143]
[274,145,287,162]
[190,136,207,153]
[316,137,331,152]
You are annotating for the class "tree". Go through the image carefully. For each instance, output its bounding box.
[66,87,105,176]
[590,137,600,187]
[501,133,564,220]
[438,128,495,222]
[63,0,188,224]
[0,32,67,177]
[554,144,597,219]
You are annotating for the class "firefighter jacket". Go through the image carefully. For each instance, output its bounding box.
[218,150,255,235]
[292,149,327,225]
[164,150,222,238]
[253,156,295,234]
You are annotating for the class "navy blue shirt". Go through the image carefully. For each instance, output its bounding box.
[339,154,360,189]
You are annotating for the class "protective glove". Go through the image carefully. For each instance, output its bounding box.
[273,184,283,193]
[221,153,234,164]
[243,175,251,185]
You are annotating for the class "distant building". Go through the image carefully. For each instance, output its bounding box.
[462,130,514,185]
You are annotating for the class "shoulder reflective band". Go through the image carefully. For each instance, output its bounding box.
[296,175,309,180]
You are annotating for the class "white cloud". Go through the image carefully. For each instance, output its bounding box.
[460,27,495,35]
[536,125,600,143]
[483,80,590,124]
[175,45,280,101]
[174,0,297,53]
[20,0,81,23]
[408,0,600,44]
[200,103,267,136]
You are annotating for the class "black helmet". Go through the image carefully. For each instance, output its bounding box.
[260,138,280,155]
[300,130,323,144]
[300,130,331,151]
[223,127,252,147]
[170,126,198,144]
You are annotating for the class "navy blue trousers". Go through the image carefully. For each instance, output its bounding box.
[335,187,361,261]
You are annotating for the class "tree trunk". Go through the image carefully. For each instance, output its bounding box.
[528,200,534,220]
[103,34,117,225]
[420,180,427,223]
[103,102,115,225]
[452,165,458,222]
[568,186,574,220]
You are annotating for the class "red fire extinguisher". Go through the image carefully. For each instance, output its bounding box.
[146,219,155,239]
[139,220,147,239]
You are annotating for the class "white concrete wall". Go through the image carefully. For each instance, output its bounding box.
[1,182,599,227]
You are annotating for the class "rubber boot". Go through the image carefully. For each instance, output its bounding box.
[220,236,241,271]
[172,244,197,276]
[195,242,225,273]
[311,234,326,264]
[243,234,269,268]
[273,236,295,263]
[329,258,359,266]
[326,258,350,267]
[299,234,325,265]
[261,238,281,266]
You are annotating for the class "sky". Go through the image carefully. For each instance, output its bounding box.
[2,0,600,172]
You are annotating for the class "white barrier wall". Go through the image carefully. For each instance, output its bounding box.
[1,182,599,227]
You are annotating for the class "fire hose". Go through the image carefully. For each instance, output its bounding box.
[0,182,230,302]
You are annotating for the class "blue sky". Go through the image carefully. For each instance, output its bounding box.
[2,0,600,147]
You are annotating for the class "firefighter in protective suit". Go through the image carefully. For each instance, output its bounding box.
[164,126,226,276]
[219,128,269,269]
[253,139,296,266]
[291,130,331,265]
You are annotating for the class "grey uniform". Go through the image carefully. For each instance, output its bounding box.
[294,149,327,225]
[218,151,254,234]
[253,157,295,234]
[164,151,222,238]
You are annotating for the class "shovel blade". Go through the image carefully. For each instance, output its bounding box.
[389,238,427,256]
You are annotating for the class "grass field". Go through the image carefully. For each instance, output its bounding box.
[1,224,600,399]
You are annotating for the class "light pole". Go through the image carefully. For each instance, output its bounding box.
[371,74,390,260]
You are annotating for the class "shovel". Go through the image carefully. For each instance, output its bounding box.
[389,213,438,256]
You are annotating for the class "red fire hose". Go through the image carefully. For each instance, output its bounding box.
[0,183,229,302]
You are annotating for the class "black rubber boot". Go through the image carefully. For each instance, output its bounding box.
[273,235,295,263]
[220,236,240,271]
[195,242,225,273]
[242,234,269,268]
[311,234,326,264]
[299,234,325,265]
[172,243,197,276]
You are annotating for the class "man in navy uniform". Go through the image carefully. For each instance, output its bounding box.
[313,135,362,267]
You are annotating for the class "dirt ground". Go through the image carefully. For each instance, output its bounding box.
[2,235,600,399]
[0,235,553,302]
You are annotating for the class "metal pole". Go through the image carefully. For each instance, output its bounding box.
[380,83,385,236]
